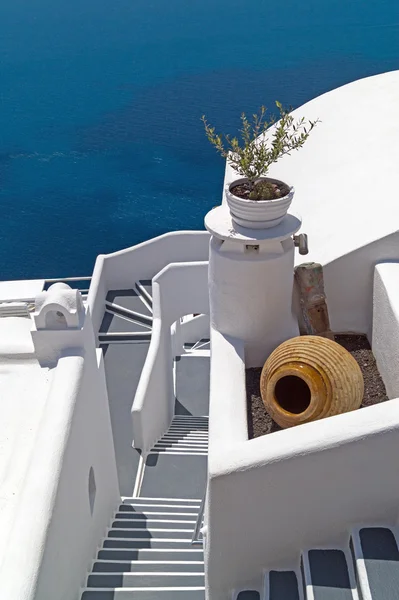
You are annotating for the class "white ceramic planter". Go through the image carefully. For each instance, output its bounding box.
[225,177,294,229]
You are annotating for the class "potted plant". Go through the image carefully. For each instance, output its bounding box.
[202,103,319,229]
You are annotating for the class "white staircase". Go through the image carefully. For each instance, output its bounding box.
[98,281,154,345]
[81,498,205,599]
[235,526,399,600]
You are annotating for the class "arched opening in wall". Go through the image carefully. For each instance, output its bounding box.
[45,309,68,330]
[88,467,96,515]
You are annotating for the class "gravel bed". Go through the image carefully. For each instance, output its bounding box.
[247,334,388,439]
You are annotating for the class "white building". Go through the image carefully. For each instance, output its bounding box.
[0,70,399,600]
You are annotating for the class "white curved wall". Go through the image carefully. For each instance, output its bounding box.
[223,70,399,336]
[132,261,209,453]
[0,349,119,600]
[372,262,399,399]
[88,231,210,334]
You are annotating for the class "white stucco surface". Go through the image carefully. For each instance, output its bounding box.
[0,316,35,355]
[206,326,399,599]
[372,262,399,399]
[0,279,44,302]
[223,71,399,335]
[132,261,209,452]
[88,231,210,334]
[0,292,119,600]
[206,207,300,366]
[224,70,399,267]
[0,356,52,566]
[34,283,85,330]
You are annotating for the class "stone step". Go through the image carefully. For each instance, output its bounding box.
[120,503,200,514]
[135,280,153,310]
[108,527,193,538]
[117,506,199,516]
[87,573,205,588]
[81,588,205,600]
[121,497,201,505]
[305,549,353,600]
[92,560,204,573]
[106,289,152,317]
[268,571,299,600]
[100,310,151,334]
[112,517,196,528]
[103,539,195,550]
[352,527,399,600]
[105,302,153,326]
[97,549,203,561]
[98,332,151,342]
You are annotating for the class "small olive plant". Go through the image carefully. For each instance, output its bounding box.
[202,103,319,200]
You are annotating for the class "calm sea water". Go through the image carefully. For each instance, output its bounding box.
[1,0,398,279]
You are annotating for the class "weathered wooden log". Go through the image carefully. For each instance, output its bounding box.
[294,262,333,339]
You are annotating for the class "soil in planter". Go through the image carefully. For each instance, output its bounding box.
[232,179,290,201]
[247,334,388,439]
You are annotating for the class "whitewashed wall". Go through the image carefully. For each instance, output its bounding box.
[180,313,210,345]
[205,328,399,600]
[322,231,399,337]
[88,231,210,334]
[222,71,399,338]
[132,261,209,453]
[372,262,399,399]
[0,348,119,600]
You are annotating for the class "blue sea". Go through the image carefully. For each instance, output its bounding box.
[1,0,398,279]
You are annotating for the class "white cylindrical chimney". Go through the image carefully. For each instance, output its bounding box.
[205,206,302,367]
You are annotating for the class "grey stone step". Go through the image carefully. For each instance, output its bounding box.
[92,561,204,573]
[105,303,152,326]
[167,424,209,431]
[97,549,203,561]
[268,571,299,599]
[118,505,199,519]
[103,539,195,550]
[82,590,205,600]
[151,447,208,455]
[115,512,198,521]
[118,505,199,515]
[121,498,201,505]
[307,549,352,599]
[236,592,260,600]
[106,289,152,317]
[88,573,205,588]
[358,527,399,600]
[100,310,151,335]
[135,280,153,309]
[108,527,193,538]
[111,519,195,529]
[191,339,210,351]
[98,332,151,342]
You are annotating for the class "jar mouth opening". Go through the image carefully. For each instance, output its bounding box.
[273,375,311,415]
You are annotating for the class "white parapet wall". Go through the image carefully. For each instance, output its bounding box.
[132,260,209,453]
[372,262,399,399]
[0,291,119,600]
[205,327,399,600]
[87,231,210,334]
